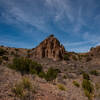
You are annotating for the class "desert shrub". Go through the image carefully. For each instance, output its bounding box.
[2,56,8,61]
[64,54,70,60]
[38,71,46,78]
[83,73,90,80]
[8,57,43,75]
[57,84,66,91]
[84,89,92,100]
[73,81,80,87]
[95,83,100,90]
[90,70,99,76]
[22,77,32,90]
[30,62,43,75]
[0,57,2,64]
[82,79,93,93]
[8,57,59,81]
[12,77,34,99]
[12,83,24,98]
[82,79,94,100]
[0,48,6,56]
[63,75,67,79]
[45,67,59,81]
[72,55,77,61]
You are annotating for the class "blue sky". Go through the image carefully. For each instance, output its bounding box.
[0,0,100,52]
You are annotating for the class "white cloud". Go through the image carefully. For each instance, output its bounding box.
[0,0,52,33]
[45,0,74,22]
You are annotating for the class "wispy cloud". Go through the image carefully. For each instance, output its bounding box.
[0,0,100,52]
[46,0,75,22]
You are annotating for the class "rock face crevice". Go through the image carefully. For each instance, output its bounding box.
[34,35,65,61]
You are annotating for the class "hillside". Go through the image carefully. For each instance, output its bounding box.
[0,35,100,100]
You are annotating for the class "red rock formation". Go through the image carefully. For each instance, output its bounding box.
[34,35,65,61]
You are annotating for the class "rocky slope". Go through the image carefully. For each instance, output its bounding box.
[0,35,100,100]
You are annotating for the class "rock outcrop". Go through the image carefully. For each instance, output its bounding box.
[34,35,65,61]
[89,46,100,57]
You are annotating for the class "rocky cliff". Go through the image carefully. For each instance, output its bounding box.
[34,35,65,61]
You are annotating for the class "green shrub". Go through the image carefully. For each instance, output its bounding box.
[90,70,99,76]
[22,77,32,90]
[84,90,92,100]
[45,67,59,81]
[73,81,80,87]
[38,71,46,78]
[57,84,66,91]
[2,56,8,61]
[12,77,34,99]
[12,83,24,98]
[0,48,6,56]
[82,79,93,93]
[82,79,94,100]
[83,73,90,80]
[8,57,59,81]
[64,54,70,60]
[0,57,2,64]
[95,83,100,90]
[8,57,43,75]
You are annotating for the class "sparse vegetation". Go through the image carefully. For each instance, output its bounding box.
[12,83,24,99]
[0,57,2,64]
[73,81,80,87]
[64,54,70,60]
[8,57,59,81]
[45,67,59,81]
[0,48,6,56]
[22,77,32,90]
[84,89,93,100]
[82,79,93,94]
[82,79,94,100]
[72,55,77,61]
[90,70,99,76]
[12,77,35,99]
[83,73,90,80]
[95,83,100,90]
[8,57,43,75]
[2,56,8,61]
[57,84,66,91]
[1,35,100,100]
[82,72,94,100]
[38,71,46,78]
